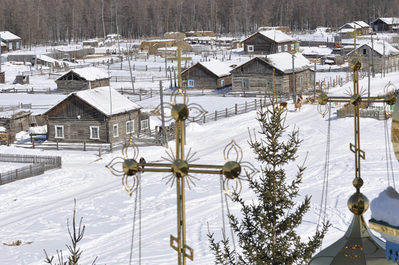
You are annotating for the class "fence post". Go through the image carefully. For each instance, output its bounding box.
[225,108,228,118]
[203,115,206,124]
[99,148,102,157]
[84,141,86,151]
[245,101,247,113]
[151,88,153,98]
[255,99,257,110]
[159,66,161,72]
[152,76,154,83]
[16,169,18,179]
[146,65,148,71]
[215,110,217,121]
[56,140,59,151]
[30,165,32,176]
[235,104,237,115]
[140,90,142,101]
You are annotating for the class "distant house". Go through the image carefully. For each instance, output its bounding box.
[163,32,186,40]
[338,21,370,35]
[43,87,149,144]
[0,110,32,134]
[0,31,22,52]
[185,31,216,37]
[242,30,299,55]
[1,41,6,54]
[348,41,399,73]
[55,67,110,93]
[230,53,313,94]
[371,17,399,32]
[182,60,232,90]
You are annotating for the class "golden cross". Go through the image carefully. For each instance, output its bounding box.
[310,30,396,263]
[168,47,192,88]
[107,88,257,265]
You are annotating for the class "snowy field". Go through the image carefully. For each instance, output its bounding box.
[1,44,399,264]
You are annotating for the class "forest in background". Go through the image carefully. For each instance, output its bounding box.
[0,0,398,44]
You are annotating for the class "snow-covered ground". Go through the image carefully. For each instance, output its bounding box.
[1,43,399,264]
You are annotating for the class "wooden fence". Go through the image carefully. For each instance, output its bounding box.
[0,154,62,185]
[337,106,389,120]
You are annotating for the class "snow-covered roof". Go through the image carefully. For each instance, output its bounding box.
[157,47,178,51]
[372,17,399,25]
[244,30,296,43]
[197,60,232,77]
[45,87,141,116]
[37,54,59,63]
[300,46,333,56]
[354,21,370,28]
[234,52,311,74]
[353,41,399,56]
[371,186,399,227]
[57,67,109,82]
[0,31,21,41]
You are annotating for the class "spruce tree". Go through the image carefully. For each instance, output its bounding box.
[208,99,330,265]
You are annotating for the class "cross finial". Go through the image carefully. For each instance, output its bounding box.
[167,48,192,88]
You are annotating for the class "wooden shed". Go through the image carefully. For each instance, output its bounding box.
[163,32,186,40]
[43,87,150,144]
[182,60,232,90]
[185,31,216,37]
[338,21,370,36]
[371,17,399,32]
[242,30,299,55]
[230,53,313,94]
[0,110,32,140]
[0,31,22,52]
[55,67,110,93]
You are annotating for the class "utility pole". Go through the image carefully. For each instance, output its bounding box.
[165,44,168,77]
[383,38,386,78]
[371,34,375,78]
[292,54,296,104]
[159,81,167,147]
[126,43,135,93]
[314,60,316,100]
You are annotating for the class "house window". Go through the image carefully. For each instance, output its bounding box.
[126,120,134,134]
[295,43,299,50]
[242,78,249,90]
[284,44,288,52]
[220,79,225,87]
[90,126,100,139]
[54,125,64,138]
[247,45,254,53]
[113,124,119,137]
[188,79,195,88]
[16,42,19,49]
[141,119,149,130]
[8,43,12,50]
[278,45,282,53]
[291,44,294,50]
[363,49,367,55]
[266,78,273,90]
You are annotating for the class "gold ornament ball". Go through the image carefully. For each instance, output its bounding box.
[385,93,396,105]
[171,104,189,121]
[123,159,138,176]
[172,159,189,178]
[350,59,362,71]
[352,177,363,189]
[222,161,241,179]
[348,193,369,215]
[318,94,329,105]
[350,94,362,106]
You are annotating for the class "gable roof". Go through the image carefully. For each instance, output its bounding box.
[351,41,399,57]
[44,87,141,117]
[56,67,109,82]
[0,31,21,41]
[243,30,296,44]
[183,60,232,78]
[233,52,311,74]
[372,17,399,25]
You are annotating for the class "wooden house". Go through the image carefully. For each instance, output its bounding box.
[0,110,32,134]
[185,31,216,37]
[348,41,399,73]
[182,60,232,90]
[0,31,22,52]
[1,41,6,54]
[242,30,299,55]
[163,32,186,40]
[55,67,110,93]
[371,17,399,32]
[230,53,313,94]
[338,21,370,35]
[43,87,149,144]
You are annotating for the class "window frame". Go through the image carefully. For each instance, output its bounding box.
[54,125,64,139]
[284,44,288,52]
[90,126,100,140]
[247,45,254,53]
[278,45,282,53]
[141,119,149,130]
[242,78,249,90]
[113,124,119,137]
[8,42,12,50]
[220,79,225,87]
[188,79,195,88]
[126,120,134,134]
[291,44,294,50]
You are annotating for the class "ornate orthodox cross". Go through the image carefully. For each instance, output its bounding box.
[310,27,396,263]
[107,53,257,264]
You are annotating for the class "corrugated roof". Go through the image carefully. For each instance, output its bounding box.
[198,60,232,77]
[57,67,109,82]
[234,52,311,74]
[244,30,295,43]
[0,31,21,41]
[44,87,141,116]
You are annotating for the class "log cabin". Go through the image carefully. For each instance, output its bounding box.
[43,87,149,144]
[242,30,299,55]
[55,67,110,93]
